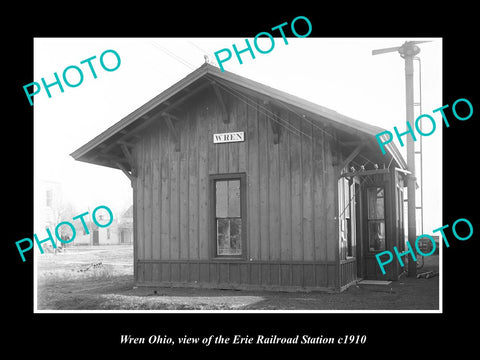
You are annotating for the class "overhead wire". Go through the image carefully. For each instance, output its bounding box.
[150,41,314,140]
[150,42,388,222]
[215,76,379,169]
[150,41,385,170]
[212,72,381,223]
[150,41,197,70]
[337,175,371,220]
[207,75,313,140]
[277,99,378,167]
[187,40,210,57]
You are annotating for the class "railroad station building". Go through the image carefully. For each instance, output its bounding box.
[71,63,409,291]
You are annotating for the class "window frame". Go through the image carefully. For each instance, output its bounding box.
[346,179,357,259]
[366,185,386,253]
[209,173,247,260]
[46,189,53,208]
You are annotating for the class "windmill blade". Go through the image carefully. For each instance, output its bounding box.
[372,40,433,55]
[372,46,401,55]
[408,40,433,45]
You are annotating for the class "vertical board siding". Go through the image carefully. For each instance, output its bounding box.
[290,114,303,262]
[197,104,209,260]
[152,124,161,260]
[136,139,144,261]
[228,102,239,173]
[313,127,326,261]
[137,260,336,290]
[145,133,152,260]
[169,134,180,260]
[247,100,260,261]
[258,103,269,261]
[160,122,170,260]
[301,120,314,262]
[133,87,343,290]
[179,116,189,260]
[188,111,199,260]
[279,107,292,262]
[324,135,337,263]
[237,101,248,173]
[268,115,280,261]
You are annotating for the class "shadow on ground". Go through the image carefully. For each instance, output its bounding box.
[37,270,439,311]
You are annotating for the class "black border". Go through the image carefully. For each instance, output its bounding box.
[6,5,479,356]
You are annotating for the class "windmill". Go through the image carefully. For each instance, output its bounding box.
[372,40,431,277]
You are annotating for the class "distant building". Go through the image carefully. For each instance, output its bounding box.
[118,205,133,244]
[35,180,63,231]
[74,215,120,246]
[72,206,133,246]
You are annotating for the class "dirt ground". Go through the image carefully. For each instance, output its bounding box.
[36,245,440,311]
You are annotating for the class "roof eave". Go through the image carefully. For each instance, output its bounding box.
[70,63,213,161]
[71,63,407,170]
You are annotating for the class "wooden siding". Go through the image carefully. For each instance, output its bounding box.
[132,86,341,290]
[136,260,337,291]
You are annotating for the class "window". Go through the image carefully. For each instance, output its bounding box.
[339,177,356,259]
[46,189,53,207]
[367,187,385,251]
[396,185,405,252]
[211,174,245,257]
[346,180,358,257]
[344,180,353,257]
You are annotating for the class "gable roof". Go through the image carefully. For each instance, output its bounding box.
[70,62,406,170]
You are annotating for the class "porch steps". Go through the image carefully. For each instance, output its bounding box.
[357,280,393,292]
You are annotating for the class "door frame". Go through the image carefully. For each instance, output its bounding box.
[357,175,392,280]
[354,177,364,279]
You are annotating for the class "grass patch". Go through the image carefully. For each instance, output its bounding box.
[38,261,114,285]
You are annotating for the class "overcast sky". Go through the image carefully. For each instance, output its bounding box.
[33,37,442,232]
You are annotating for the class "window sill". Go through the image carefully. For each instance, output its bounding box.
[211,256,245,261]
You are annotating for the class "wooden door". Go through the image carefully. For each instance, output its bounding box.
[361,181,389,279]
